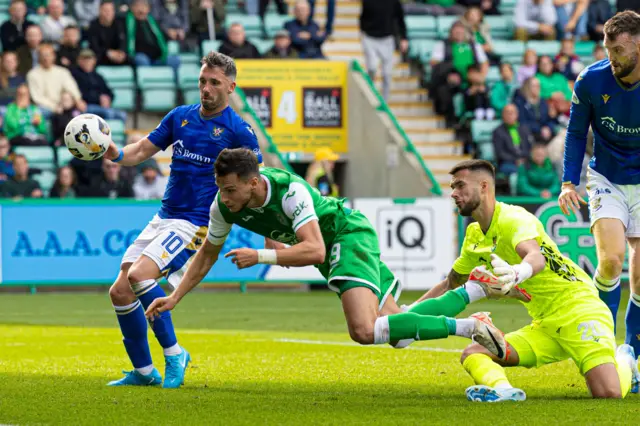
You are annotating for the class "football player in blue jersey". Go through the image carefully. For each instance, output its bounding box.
[101,51,263,388]
[559,11,640,393]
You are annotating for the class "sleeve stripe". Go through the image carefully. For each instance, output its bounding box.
[293,214,318,232]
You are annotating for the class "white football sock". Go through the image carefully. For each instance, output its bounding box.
[163,343,182,356]
[374,316,390,344]
[465,282,487,303]
[136,365,154,376]
[454,318,476,338]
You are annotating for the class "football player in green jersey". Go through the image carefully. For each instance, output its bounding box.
[433,159,639,402]
[145,148,531,357]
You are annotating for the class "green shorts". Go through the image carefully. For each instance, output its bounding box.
[317,211,401,309]
[506,300,616,376]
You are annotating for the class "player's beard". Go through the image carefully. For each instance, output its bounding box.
[611,53,638,79]
[457,192,481,217]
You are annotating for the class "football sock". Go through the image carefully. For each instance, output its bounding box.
[615,349,633,398]
[114,300,153,370]
[593,271,621,332]
[625,292,640,357]
[133,279,178,351]
[407,287,472,317]
[375,313,459,344]
[463,353,512,389]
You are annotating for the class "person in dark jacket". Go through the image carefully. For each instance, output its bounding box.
[263,30,299,59]
[57,25,81,68]
[512,76,556,143]
[285,0,326,59]
[0,0,34,52]
[87,1,129,66]
[77,158,134,198]
[492,103,534,176]
[70,49,126,121]
[587,0,613,41]
[218,23,261,59]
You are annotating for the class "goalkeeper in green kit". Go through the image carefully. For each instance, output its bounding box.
[145,148,527,354]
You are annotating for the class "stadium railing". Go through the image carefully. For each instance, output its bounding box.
[350,60,443,196]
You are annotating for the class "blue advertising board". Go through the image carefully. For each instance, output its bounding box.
[0,200,269,284]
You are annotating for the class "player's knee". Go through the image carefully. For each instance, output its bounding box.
[127,266,147,286]
[599,254,624,277]
[109,280,133,304]
[460,343,486,364]
[348,324,374,345]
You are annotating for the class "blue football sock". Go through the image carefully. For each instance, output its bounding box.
[593,271,621,333]
[625,293,640,357]
[114,300,153,369]
[133,279,178,350]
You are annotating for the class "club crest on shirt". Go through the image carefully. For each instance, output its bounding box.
[212,127,225,139]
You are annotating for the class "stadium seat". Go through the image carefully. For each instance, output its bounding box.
[179,52,201,65]
[527,40,561,57]
[249,38,274,55]
[575,40,596,57]
[409,39,437,61]
[225,14,262,38]
[485,16,513,39]
[14,146,55,170]
[471,119,501,144]
[406,16,437,39]
[491,40,525,63]
[28,13,44,25]
[201,39,222,55]
[96,66,135,110]
[486,66,501,85]
[437,16,458,39]
[499,0,516,14]
[35,170,56,194]
[56,147,74,166]
[168,40,180,55]
[106,119,126,146]
[477,140,496,162]
[183,89,200,105]
[264,14,291,37]
[136,66,176,111]
[178,64,200,89]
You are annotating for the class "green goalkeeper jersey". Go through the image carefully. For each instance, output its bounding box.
[207,167,350,250]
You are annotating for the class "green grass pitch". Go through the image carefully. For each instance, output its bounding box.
[1,290,639,425]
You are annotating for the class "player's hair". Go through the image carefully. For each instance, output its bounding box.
[604,11,640,41]
[214,148,259,180]
[201,51,237,81]
[449,159,495,180]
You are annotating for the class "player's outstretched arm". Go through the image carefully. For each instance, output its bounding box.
[145,239,222,319]
[104,138,161,166]
[412,269,470,303]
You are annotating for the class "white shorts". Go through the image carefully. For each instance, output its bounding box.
[586,167,640,237]
[122,215,208,288]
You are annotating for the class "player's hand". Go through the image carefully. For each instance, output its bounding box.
[558,182,587,216]
[490,254,518,293]
[225,248,259,269]
[145,295,178,320]
[103,141,120,161]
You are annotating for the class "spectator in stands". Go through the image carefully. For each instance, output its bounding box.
[71,49,126,121]
[0,52,26,107]
[464,64,495,120]
[492,103,533,176]
[16,25,42,76]
[190,0,226,42]
[73,0,101,30]
[87,1,128,67]
[593,44,606,62]
[587,0,613,41]
[4,83,48,146]
[514,0,557,41]
[616,0,640,15]
[264,30,299,59]
[460,7,499,64]
[513,76,555,143]
[40,0,77,45]
[517,143,560,198]
[26,0,46,15]
[516,48,538,85]
[536,54,571,100]
[219,23,261,59]
[402,0,465,16]
[286,0,327,59]
[554,39,584,81]
[151,0,189,43]
[430,21,488,125]
[490,63,517,114]
[51,91,81,144]
[126,0,180,75]
[0,154,42,198]
[458,0,500,17]
[554,0,588,40]
[305,147,339,197]
[49,165,77,198]
[259,0,287,37]
[133,163,166,199]
[57,25,81,68]
[0,0,34,53]
[27,44,85,115]
[78,158,133,198]
[0,136,15,181]
[309,0,334,37]
[359,0,408,100]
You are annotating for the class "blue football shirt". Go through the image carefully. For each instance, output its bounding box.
[147,104,263,226]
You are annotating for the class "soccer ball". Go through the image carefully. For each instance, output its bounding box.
[63,114,112,161]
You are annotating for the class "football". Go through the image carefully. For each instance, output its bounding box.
[63,114,112,161]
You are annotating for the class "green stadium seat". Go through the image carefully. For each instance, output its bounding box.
[137,66,176,111]
[410,39,437,61]
[179,52,200,65]
[491,40,525,63]
[477,140,496,162]
[0,12,9,23]
[56,147,74,166]
[106,119,125,145]
[406,16,437,39]
[167,40,180,55]
[183,89,200,105]
[471,119,501,144]
[499,0,516,14]
[178,64,200,89]
[36,170,56,194]
[225,14,262,38]
[264,14,291,37]
[249,38,274,55]
[527,40,561,57]
[96,66,136,111]
[437,16,458,39]
[112,89,135,110]
[575,40,596,57]
[14,146,55,169]
[485,16,512,39]
[28,13,44,25]
[201,39,222,55]
[486,66,501,84]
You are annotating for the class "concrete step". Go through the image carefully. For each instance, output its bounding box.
[329,29,360,39]
[415,141,464,156]
[389,101,434,116]
[398,116,445,130]
[374,75,420,90]
[422,155,471,170]
[323,41,363,52]
[406,129,456,143]
[388,88,429,103]
[314,5,360,16]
